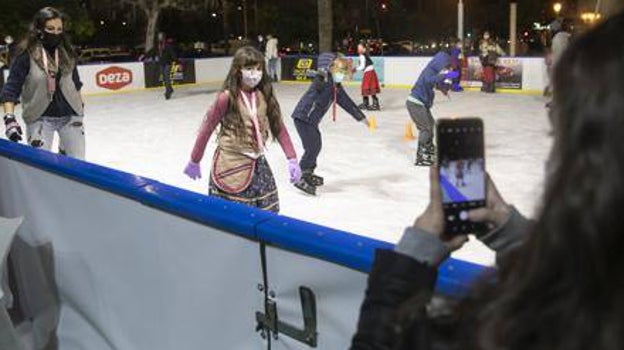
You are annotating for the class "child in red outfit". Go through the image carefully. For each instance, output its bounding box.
[183,46,300,212]
[354,43,381,110]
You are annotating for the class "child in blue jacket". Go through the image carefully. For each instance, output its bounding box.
[407,52,458,166]
[291,52,371,195]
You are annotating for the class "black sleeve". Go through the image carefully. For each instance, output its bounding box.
[72,65,83,91]
[350,249,438,350]
[0,52,30,104]
[336,84,366,121]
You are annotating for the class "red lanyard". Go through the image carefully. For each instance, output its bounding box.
[332,85,337,122]
[41,47,59,99]
[240,91,264,151]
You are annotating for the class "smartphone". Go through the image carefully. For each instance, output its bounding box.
[436,118,486,235]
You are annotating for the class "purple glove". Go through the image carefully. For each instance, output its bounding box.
[444,70,460,80]
[288,158,302,183]
[184,161,202,180]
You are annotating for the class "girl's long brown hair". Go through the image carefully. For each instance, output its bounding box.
[219,46,283,142]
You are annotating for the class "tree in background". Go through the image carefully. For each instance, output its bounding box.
[0,0,95,46]
[119,0,219,54]
[318,0,333,52]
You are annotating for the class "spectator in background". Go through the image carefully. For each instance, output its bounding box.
[479,31,505,93]
[265,34,279,82]
[350,10,624,350]
[551,18,573,69]
[1,7,85,158]
[256,34,266,53]
[158,32,177,100]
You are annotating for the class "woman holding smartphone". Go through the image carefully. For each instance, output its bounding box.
[350,10,624,350]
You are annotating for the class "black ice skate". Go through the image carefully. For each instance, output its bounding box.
[368,101,380,111]
[358,102,369,110]
[415,143,436,167]
[303,172,324,186]
[294,178,317,195]
[368,96,381,110]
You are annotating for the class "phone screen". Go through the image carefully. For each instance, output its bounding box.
[437,118,486,235]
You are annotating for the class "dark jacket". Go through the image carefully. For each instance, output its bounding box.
[350,208,530,350]
[159,42,177,66]
[291,71,366,125]
[291,52,366,125]
[409,52,451,109]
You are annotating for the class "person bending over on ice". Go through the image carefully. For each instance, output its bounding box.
[407,51,458,166]
[291,52,372,196]
[183,46,301,213]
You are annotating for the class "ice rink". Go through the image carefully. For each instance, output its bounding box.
[23,82,552,266]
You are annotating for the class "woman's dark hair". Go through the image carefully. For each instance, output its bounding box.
[17,7,76,72]
[473,11,624,350]
[220,46,283,142]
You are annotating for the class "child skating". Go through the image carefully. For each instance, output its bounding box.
[291,52,371,195]
[407,51,458,166]
[354,42,381,110]
[183,46,301,212]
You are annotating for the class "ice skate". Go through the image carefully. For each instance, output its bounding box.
[304,172,324,186]
[294,177,317,195]
[414,143,435,167]
[368,101,380,111]
[358,102,369,110]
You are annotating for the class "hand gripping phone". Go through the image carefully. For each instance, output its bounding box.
[436,118,487,235]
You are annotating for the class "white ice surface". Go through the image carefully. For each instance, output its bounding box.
[8,83,552,266]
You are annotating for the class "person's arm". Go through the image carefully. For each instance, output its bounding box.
[1,52,30,114]
[190,91,230,163]
[354,54,366,71]
[72,65,83,91]
[423,68,447,85]
[276,123,297,160]
[350,249,438,350]
[336,85,366,122]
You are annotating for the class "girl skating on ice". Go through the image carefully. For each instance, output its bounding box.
[354,42,381,110]
[184,46,301,212]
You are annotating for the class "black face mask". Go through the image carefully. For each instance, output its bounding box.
[41,31,62,50]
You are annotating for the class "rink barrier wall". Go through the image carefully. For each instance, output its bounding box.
[12,55,546,98]
[0,139,489,349]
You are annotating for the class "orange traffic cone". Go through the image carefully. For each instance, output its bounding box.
[404,122,416,141]
[368,116,377,132]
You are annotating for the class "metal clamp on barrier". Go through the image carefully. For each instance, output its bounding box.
[255,286,318,347]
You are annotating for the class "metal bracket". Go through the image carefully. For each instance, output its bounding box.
[255,286,318,347]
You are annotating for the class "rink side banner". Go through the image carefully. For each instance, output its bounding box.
[461,57,523,89]
[280,56,317,81]
[280,56,385,84]
[144,59,196,88]
[0,139,488,349]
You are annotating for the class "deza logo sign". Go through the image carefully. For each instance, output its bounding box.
[96,66,133,90]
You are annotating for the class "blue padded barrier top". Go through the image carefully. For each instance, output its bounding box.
[0,139,490,296]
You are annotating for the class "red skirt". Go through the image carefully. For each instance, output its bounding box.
[482,66,496,84]
[361,70,381,96]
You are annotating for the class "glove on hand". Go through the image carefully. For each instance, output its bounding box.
[288,158,302,183]
[184,161,202,180]
[444,70,460,80]
[4,114,23,142]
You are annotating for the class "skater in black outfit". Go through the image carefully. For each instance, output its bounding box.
[291,52,371,195]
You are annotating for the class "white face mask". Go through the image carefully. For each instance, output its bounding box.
[241,68,263,88]
[333,72,345,83]
[484,34,490,40]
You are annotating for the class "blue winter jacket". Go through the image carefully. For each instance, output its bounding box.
[409,52,451,109]
[292,53,366,125]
